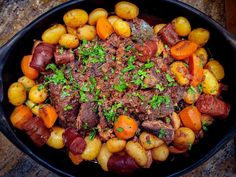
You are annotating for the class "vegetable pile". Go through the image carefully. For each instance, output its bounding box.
[8,1,230,174]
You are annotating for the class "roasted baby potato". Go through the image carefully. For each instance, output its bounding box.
[59,33,79,48]
[125,141,148,166]
[172,16,191,37]
[115,1,139,20]
[188,28,210,46]
[29,85,48,104]
[77,25,96,41]
[183,86,200,104]
[97,144,112,171]
[42,24,66,44]
[113,19,131,38]
[139,132,164,150]
[18,76,35,91]
[205,60,225,81]
[8,82,27,106]
[196,47,208,67]
[63,9,88,28]
[173,127,195,149]
[154,24,166,34]
[108,15,120,26]
[88,8,108,25]
[170,112,181,130]
[25,100,40,116]
[106,137,126,153]
[66,26,77,35]
[151,144,169,161]
[47,126,65,149]
[81,136,102,160]
[170,61,190,85]
[202,69,219,95]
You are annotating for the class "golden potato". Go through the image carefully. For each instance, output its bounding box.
[188,28,210,46]
[183,86,200,104]
[151,144,169,161]
[97,144,112,171]
[106,137,126,153]
[125,141,148,166]
[154,24,166,34]
[170,112,181,130]
[67,26,77,35]
[59,33,79,48]
[202,69,219,95]
[77,25,96,41]
[139,132,164,150]
[115,1,139,20]
[29,85,48,104]
[63,9,88,28]
[172,16,191,37]
[18,76,35,91]
[81,136,102,160]
[173,127,195,149]
[8,82,26,106]
[205,60,225,81]
[47,126,65,149]
[25,100,40,116]
[170,61,190,85]
[196,47,208,67]
[88,8,108,25]
[42,24,66,44]
[108,15,120,26]
[113,19,131,38]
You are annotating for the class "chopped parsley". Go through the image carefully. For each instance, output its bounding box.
[125,45,132,52]
[46,63,67,85]
[155,69,160,73]
[146,139,152,144]
[103,74,108,81]
[202,120,208,131]
[59,46,64,55]
[61,85,71,98]
[149,95,171,109]
[37,84,45,91]
[89,127,98,140]
[114,75,128,92]
[116,127,124,133]
[143,61,154,69]
[198,84,203,93]
[122,56,136,73]
[158,128,165,138]
[89,76,97,92]
[165,73,175,83]
[103,102,122,122]
[165,117,171,123]
[82,123,89,130]
[132,92,144,101]
[64,105,73,111]
[155,84,165,91]
[79,83,89,102]
[188,86,197,95]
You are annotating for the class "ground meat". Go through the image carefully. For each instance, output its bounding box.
[158,23,180,46]
[141,120,174,144]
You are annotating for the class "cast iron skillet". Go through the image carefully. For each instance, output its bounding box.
[1,0,236,176]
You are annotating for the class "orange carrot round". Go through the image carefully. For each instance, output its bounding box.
[189,53,203,86]
[170,40,198,60]
[10,105,33,129]
[179,106,202,131]
[113,115,138,140]
[39,104,58,128]
[96,17,113,40]
[21,55,39,79]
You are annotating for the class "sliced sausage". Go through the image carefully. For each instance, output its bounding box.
[135,40,157,62]
[158,23,180,46]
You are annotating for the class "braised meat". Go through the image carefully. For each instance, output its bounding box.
[54,46,75,65]
[158,23,180,46]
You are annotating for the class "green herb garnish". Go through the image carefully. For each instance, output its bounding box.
[149,95,171,109]
[89,127,98,140]
[116,127,124,133]
[64,105,73,111]
[103,102,122,122]
[188,86,197,95]
[155,84,165,91]
[114,75,127,92]
[158,128,165,138]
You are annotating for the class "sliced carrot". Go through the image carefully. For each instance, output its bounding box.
[179,105,202,131]
[113,115,138,140]
[96,17,113,40]
[189,53,203,86]
[69,151,83,165]
[10,105,33,129]
[39,104,58,128]
[21,55,39,80]
[168,145,187,154]
[170,40,198,60]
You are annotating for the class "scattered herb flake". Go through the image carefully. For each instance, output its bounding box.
[158,128,165,138]
[116,127,124,133]
[89,127,98,140]
[188,86,197,95]
[125,45,132,52]
[155,84,165,91]
[64,105,73,111]
[149,95,171,109]
[165,73,175,83]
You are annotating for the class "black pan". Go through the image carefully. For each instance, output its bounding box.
[1,0,236,176]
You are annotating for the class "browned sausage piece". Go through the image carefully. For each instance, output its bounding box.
[135,40,157,63]
[107,153,139,174]
[158,23,180,46]
[22,117,50,147]
[196,94,230,118]
[63,128,78,147]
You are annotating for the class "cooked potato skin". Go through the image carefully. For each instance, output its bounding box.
[139,132,164,150]
[170,112,181,130]
[88,8,108,25]
[154,24,166,34]
[170,61,190,85]
[8,82,26,106]
[188,28,210,46]
[113,19,131,38]
[63,9,88,28]
[183,87,200,104]
[42,24,66,44]
[115,1,139,20]
[108,15,120,26]
[106,137,126,153]
[97,144,112,171]
[125,141,148,166]
[151,144,169,161]
[59,33,79,48]
[25,100,40,116]
[172,16,191,37]
[77,25,96,41]
[205,60,225,81]
[47,126,65,149]
[196,47,208,67]
[29,85,48,104]
[67,26,77,35]
[173,127,195,149]
[81,136,102,160]
[202,69,219,95]
[18,76,35,91]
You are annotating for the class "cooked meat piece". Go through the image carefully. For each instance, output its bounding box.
[76,102,98,130]
[165,85,185,103]
[141,120,174,144]
[98,106,108,129]
[158,23,180,46]
[22,117,50,147]
[196,94,230,118]
[143,150,153,168]
[49,83,80,128]
[108,153,139,174]
[30,42,55,71]
[54,46,75,65]
[135,40,157,63]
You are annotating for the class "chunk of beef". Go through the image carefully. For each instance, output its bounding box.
[135,40,157,63]
[54,46,75,65]
[30,42,55,71]
[142,120,174,144]
[76,102,98,130]
[158,23,180,46]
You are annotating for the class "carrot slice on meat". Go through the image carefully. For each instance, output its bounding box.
[96,17,114,40]
[189,53,204,86]
[39,104,58,128]
[170,40,198,60]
